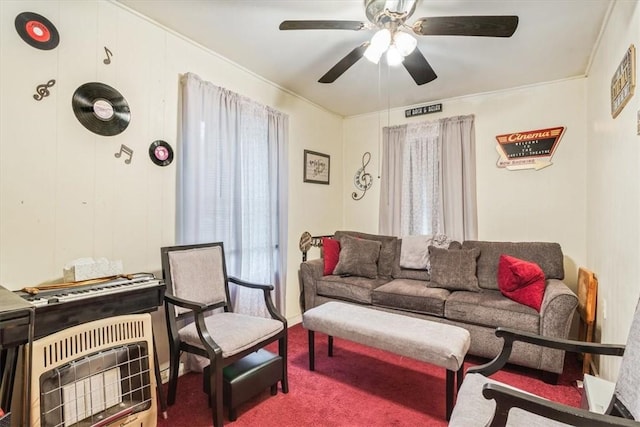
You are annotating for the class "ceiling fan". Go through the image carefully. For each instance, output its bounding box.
[279,0,518,85]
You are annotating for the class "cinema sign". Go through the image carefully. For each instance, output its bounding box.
[495,126,565,171]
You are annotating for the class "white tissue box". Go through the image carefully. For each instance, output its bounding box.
[63,258,123,282]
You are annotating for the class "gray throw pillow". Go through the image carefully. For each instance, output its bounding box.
[428,246,481,292]
[334,235,382,279]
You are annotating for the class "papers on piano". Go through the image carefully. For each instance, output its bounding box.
[63,257,123,282]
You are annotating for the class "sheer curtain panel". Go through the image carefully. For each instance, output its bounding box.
[178,73,288,316]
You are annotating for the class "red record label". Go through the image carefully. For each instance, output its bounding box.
[25,20,51,42]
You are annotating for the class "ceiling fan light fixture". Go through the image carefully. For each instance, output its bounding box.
[393,31,417,56]
[364,28,391,64]
[386,44,404,66]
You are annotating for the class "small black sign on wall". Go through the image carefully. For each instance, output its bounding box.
[405,103,442,118]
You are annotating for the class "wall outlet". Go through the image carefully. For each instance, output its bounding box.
[159,362,185,384]
[602,298,607,320]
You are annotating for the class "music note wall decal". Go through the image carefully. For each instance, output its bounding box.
[114,144,133,164]
[33,79,56,101]
[103,46,113,65]
[352,152,372,201]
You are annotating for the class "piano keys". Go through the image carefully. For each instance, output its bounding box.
[15,273,165,340]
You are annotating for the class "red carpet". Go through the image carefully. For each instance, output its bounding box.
[157,323,582,426]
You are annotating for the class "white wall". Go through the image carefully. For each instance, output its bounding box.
[585,0,640,381]
[343,78,588,291]
[0,1,344,328]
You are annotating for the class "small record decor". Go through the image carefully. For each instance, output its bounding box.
[149,140,173,166]
[15,12,59,50]
[72,82,130,136]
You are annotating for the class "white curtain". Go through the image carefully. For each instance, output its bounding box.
[439,115,477,241]
[379,115,477,241]
[178,72,288,316]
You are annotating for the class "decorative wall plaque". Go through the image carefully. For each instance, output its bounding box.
[611,45,635,118]
[496,126,565,171]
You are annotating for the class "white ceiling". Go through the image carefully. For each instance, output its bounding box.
[117,0,612,117]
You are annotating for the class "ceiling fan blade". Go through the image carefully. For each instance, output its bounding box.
[319,43,369,83]
[412,16,518,37]
[279,20,365,31]
[402,48,437,85]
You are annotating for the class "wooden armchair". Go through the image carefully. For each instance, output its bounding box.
[449,298,640,426]
[161,242,288,427]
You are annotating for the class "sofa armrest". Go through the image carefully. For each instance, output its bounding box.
[538,279,579,373]
[299,259,324,312]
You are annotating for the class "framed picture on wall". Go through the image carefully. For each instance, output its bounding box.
[303,150,330,184]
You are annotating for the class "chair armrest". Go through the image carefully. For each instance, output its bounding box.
[482,383,638,427]
[228,276,286,325]
[228,276,274,291]
[164,293,208,312]
[468,327,625,377]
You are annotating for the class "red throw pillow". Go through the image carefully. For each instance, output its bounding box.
[497,255,546,311]
[322,237,340,276]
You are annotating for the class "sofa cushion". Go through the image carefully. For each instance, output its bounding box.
[498,255,546,311]
[445,290,540,334]
[322,237,340,276]
[372,279,450,317]
[428,246,481,292]
[335,231,398,278]
[462,241,564,290]
[334,235,381,279]
[316,275,389,304]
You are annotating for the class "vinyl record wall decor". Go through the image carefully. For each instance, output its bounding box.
[72,82,131,136]
[15,11,59,50]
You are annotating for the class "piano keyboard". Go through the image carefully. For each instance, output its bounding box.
[22,274,161,307]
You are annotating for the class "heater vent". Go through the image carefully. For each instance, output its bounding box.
[30,314,156,427]
[41,319,147,368]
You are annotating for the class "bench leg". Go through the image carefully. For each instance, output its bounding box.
[308,330,315,371]
[328,335,334,357]
[446,369,454,421]
[457,364,464,390]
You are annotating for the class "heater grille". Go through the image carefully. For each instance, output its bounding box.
[30,314,156,427]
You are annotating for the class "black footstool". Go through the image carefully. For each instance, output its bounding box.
[203,349,283,421]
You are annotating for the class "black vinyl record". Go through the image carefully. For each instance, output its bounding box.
[15,12,59,50]
[72,82,130,136]
[149,140,174,166]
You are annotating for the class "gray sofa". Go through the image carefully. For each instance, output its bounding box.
[298,230,579,380]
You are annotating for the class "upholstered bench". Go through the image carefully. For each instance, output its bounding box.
[302,301,471,420]
[203,349,282,421]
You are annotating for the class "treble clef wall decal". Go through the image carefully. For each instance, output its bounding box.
[33,79,56,101]
[352,151,372,201]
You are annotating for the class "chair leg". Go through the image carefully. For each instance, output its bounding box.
[280,335,289,393]
[166,350,181,406]
[208,363,224,427]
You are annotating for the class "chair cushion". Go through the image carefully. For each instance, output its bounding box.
[168,246,227,315]
[449,373,572,426]
[333,235,381,279]
[179,312,283,358]
[614,299,640,420]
